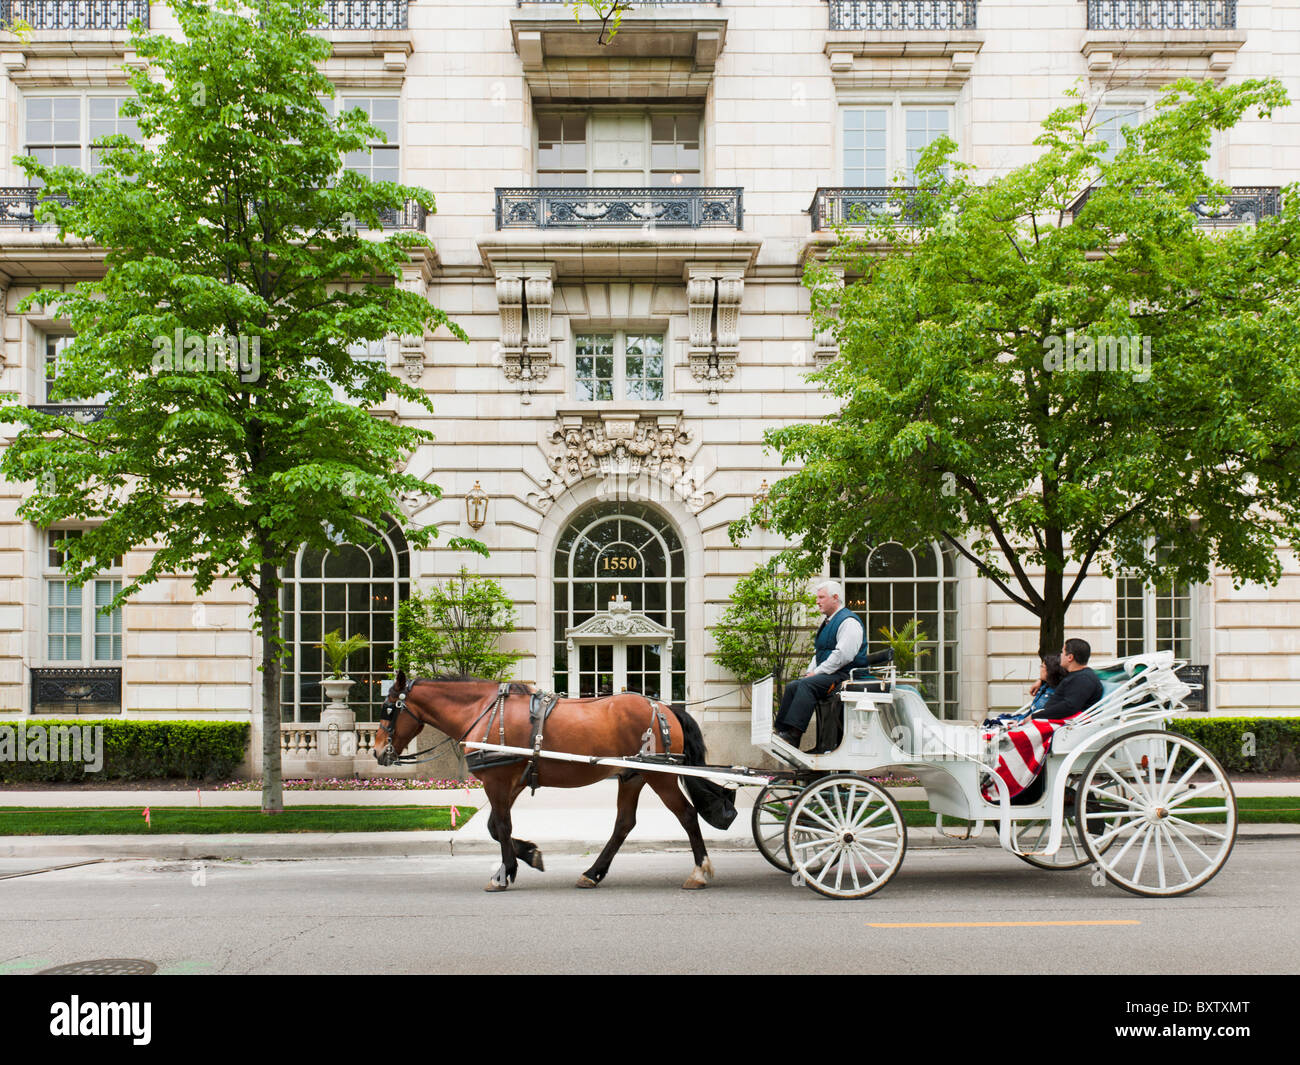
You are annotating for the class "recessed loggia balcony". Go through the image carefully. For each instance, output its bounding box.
[495,186,743,230]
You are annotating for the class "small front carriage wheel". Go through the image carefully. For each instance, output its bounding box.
[785,774,907,900]
[752,782,804,873]
[1076,730,1236,898]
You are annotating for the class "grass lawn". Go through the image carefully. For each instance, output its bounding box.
[0,804,476,835]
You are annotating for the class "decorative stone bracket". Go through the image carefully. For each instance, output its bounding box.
[810,265,844,370]
[687,267,743,403]
[496,263,556,403]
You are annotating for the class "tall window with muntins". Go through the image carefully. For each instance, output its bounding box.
[1116,575,1192,661]
[832,541,960,718]
[25,95,138,181]
[575,332,665,401]
[281,518,410,722]
[536,110,701,187]
[553,503,686,702]
[1093,102,1147,163]
[44,530,123,665]
[340,96,400,183]
[842,102,953,185]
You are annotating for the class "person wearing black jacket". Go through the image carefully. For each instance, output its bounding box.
[1032,637,1103,720]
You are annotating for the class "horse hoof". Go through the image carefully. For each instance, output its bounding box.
[682,872,709,890]
[575,875,599,889]
[484,881,509,892]
[526,850,546,872]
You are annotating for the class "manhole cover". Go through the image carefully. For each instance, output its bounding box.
[38,959,157,975]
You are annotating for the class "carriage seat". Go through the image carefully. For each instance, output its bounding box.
[813,649,895,753]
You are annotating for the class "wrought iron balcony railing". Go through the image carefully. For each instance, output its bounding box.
[1070,185,1280,226]
[1086,0,1237,30]
[1,0,148,30]
[0,187,72,229]
[0,187,425,231]
[30,667,122,713]
[828,0,978,31]
[312,0,407,30]
[496,186,743,230]
[28,403,108,421]
[809,187,923,230]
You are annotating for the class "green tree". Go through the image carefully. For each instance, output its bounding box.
[570,1,632,44]
[395,568,525,681]
[0,0,479,813]
[712,563,817,711]
[734,78,1300,658]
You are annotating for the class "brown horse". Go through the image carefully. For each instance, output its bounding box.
[373,671,735,892]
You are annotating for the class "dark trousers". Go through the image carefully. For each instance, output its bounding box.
[776,671,848,735]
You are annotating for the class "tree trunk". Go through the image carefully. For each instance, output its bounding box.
[1039,567,1066,661]
[258,564,283,815]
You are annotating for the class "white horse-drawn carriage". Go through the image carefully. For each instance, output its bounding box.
[747,651,1236,899]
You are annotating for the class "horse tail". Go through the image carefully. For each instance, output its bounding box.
[666,704,738,830]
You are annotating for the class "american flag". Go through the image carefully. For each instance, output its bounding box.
[981,717,1070,802]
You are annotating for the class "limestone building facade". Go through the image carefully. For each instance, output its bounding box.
[1,0,1297,774]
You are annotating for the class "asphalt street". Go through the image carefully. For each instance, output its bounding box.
[1,837,1296,976]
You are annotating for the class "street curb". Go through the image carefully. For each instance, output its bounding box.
[0,824,1293,861]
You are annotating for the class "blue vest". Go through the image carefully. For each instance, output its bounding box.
[814,606,871,673]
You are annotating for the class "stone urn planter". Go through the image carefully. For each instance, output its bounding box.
[307,675,359,775]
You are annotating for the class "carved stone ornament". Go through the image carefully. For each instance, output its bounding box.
[546,411,693,485]
[496,265,555,403]
[565,595,674,652]
[686,269,743,402]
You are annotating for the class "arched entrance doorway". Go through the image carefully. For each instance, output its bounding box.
[552,501,686,702]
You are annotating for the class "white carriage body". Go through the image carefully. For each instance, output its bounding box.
[753,651,1198,858]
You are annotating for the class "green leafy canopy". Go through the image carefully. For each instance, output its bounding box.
[734,78,1300,655]
[0,0,481,628]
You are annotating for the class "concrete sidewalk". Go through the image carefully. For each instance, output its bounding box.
[0,779,1295,860]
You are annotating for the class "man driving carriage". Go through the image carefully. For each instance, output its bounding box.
[773,580,873,747]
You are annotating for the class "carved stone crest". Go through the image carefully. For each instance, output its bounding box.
[546,411,692,484]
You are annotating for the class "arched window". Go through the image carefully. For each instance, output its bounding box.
[553,502,686,702]
[281,518,410,722]
[831,541,960,718]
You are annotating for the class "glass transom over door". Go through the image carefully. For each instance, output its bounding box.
[554,502,686,704]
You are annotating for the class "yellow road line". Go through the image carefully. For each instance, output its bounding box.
[868,920,1141,928]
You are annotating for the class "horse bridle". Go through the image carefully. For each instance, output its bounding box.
[376,679,510,766]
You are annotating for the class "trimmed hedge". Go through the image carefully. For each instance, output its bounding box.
[0,720,249,782]
[1167,717,1300,774]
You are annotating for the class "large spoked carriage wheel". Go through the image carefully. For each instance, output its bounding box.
[1076,730,1237,898]
[752,782,804,873]
[785,774,907,900]
[1012,815,1093,871]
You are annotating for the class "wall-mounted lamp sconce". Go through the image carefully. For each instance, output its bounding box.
[755,479,771,529]
[466,481,488,530]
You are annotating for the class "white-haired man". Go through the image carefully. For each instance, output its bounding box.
[773,580,872,747]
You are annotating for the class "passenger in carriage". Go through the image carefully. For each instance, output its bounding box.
[1032,637,1103,720]
[981,653,1065,729]
[772,580,872,747]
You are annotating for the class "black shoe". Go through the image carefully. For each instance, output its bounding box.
[774,727,802,746]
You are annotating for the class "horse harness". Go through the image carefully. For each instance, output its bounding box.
[384,682,680,785]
